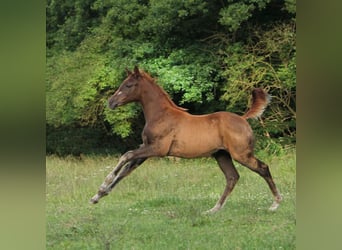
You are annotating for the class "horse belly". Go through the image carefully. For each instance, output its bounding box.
[168,129,222,158]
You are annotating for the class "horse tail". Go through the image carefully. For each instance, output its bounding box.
[242,88,271,119]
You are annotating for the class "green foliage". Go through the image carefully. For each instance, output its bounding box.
[142,46,220,105]
[219,3,254,32]
[138,0,212,42]
[46,49,103,126]
[219,23,296,142]
[219,0,272,32]
[284,0,296,15]
[46,0,101,50]
[93,0,147,39]
[103,103,140,138]
[46,0,296,155]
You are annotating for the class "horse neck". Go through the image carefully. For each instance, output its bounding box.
[139,81,174,121]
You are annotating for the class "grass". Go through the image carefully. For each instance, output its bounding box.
[46,148,296,249]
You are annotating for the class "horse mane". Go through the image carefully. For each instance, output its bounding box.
[140,71,188,112]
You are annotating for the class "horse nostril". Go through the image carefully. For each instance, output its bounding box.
[108,98,119,109]
[108,99,115,108]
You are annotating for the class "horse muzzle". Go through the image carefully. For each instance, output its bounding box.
[108,90,128,109]
[108,96,124,109]
[108,99,119,109]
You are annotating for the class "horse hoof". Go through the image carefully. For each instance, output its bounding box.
[204,210,215,215]
[90,194,100,204]
[268,201,280,211]
[204,205,221,214]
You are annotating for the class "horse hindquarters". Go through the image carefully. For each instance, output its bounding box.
[219,112,282,211]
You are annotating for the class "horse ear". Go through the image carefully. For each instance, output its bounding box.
[125,68,132,76]
[133,65,140,77]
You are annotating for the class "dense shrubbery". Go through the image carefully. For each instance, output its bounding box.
[46,0,296,155]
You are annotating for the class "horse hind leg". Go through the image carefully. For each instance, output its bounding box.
[234,154,282,211]
[207,150,240,213]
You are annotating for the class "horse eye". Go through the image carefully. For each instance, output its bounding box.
[126,82,137,88]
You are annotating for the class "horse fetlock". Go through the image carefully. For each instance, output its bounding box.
[90,188,109,204]
[276,193,283,203]
[99,185,108,193]
[104,173,115,185]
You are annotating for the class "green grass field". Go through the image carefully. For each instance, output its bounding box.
[46,148,296,249]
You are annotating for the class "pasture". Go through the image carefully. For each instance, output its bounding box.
[46,148,296,249]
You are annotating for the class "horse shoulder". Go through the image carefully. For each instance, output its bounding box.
[142,116,176,141]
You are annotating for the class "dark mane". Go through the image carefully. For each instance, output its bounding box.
[140,71,188,112]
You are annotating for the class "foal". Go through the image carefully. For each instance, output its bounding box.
[90,66,282,213]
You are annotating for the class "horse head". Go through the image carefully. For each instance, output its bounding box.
[108,66,143,109]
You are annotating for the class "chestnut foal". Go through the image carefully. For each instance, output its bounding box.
[90,66,282,213]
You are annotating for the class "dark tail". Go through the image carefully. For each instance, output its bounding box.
[242,88,271,119]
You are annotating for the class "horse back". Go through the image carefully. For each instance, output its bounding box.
[164,110,253,158]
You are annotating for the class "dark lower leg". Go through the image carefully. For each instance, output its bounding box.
[237,156,282,210]
[255,159,282,200]
[208,150,240,213]
[257,160,282,210]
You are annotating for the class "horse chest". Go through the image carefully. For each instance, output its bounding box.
[142,123,175,145]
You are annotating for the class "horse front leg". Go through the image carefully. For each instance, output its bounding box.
[90,144,159,204]
[107,157,147,191]
[90,153,141,204]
